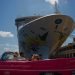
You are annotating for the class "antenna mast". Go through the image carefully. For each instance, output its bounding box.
[54,1,60,14]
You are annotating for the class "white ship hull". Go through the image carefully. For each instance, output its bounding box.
[16,14,74,59]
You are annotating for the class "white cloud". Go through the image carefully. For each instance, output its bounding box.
[4,48,10,51]
[45,0,59,5]
[0,31,14,38]
[4,47,19,52]
[0,44,19,56]
[45,0,68,6]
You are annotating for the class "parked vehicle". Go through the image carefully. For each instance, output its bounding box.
[0,53,75,75]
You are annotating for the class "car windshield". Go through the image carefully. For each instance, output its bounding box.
[1,52,14,61]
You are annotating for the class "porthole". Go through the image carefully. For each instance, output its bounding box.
[55,19,62,24]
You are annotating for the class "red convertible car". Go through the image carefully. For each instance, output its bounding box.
[0,52,75,75]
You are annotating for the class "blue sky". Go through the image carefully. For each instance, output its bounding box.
[0,0,75,55]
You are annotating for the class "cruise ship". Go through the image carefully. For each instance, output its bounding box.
[15,2,74,59]
[15,14,74,59]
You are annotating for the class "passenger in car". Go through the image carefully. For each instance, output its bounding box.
[31,54,40,61]
[14,52,20,60]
